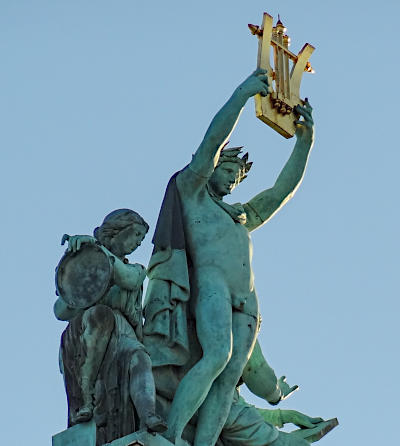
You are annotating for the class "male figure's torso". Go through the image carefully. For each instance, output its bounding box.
[176,170,257,314]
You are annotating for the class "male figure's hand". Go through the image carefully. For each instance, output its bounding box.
[294,99,314,143]
[278,375,299,401]
[268,376,298,405]
[236,69,270,99]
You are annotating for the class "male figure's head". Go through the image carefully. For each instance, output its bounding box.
[208,147,252,199]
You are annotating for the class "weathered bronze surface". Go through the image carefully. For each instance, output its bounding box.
[53,13,337,446]
[56,242,113,309]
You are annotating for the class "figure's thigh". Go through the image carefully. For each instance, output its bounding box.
[82,304,114,335]
[195,277,233,358]
[212,312,257,386]
[222,399,278,446]
[231,311,258,363]
[228,288,259,368]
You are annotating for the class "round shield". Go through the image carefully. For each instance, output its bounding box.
[56,243,113,309]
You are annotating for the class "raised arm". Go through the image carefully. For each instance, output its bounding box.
[244,101,314,232]
[178,70,270,191]
[242,340,298,405]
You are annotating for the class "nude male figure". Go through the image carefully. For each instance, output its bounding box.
[164,69,314,446]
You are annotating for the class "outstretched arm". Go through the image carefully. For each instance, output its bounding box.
[242,340,298,405]
[244,101,314,232]
[178,70,270,191]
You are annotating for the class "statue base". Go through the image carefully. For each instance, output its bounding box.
[52,421,174,446]
[52,420,96,446]
[52,418,338,446]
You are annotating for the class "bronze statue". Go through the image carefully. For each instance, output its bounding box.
[54,209,166,445]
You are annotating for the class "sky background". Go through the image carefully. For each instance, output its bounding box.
[1,1,399,445]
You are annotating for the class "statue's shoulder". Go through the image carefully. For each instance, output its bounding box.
[176,164,210,199]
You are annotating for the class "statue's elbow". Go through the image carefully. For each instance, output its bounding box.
[53,298,70,321]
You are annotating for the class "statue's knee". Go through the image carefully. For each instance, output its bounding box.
[216,367,241,390]
[227,354,247,375]
[83,304,114,331]
[130,349,151,372]
[203,345,232,375]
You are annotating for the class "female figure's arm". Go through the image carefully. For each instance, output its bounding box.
[65,234,147,290]
[54,296,81,321]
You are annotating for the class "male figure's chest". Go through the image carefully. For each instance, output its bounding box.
[182,191,249,249]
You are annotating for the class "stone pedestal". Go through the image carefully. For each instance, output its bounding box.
[52,420,96,446]
[106,430,174,446]
[52,424,174,446]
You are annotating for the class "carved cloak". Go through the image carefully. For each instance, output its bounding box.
[143,173,192,367]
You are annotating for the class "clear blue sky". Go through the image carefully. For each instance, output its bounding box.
[1,1,398,445]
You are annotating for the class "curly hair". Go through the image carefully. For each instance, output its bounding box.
[93,209,149,250]
[217,146,253,183]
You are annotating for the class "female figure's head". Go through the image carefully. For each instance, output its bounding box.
[94,209,149,258]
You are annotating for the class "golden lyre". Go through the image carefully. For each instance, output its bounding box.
[249,13,315,138]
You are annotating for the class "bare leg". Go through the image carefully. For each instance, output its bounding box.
[77,305,114,422]
[129,349,167,432]
[164,280,233,443]
[194,311,258,446]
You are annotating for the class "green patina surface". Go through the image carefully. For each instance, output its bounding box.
[54,70,338,446]
[53,420,96,446]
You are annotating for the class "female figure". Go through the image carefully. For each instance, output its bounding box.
[54,209,166,444]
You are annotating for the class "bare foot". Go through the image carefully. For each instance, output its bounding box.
[75,405,93,423]
[145,414,168,433]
